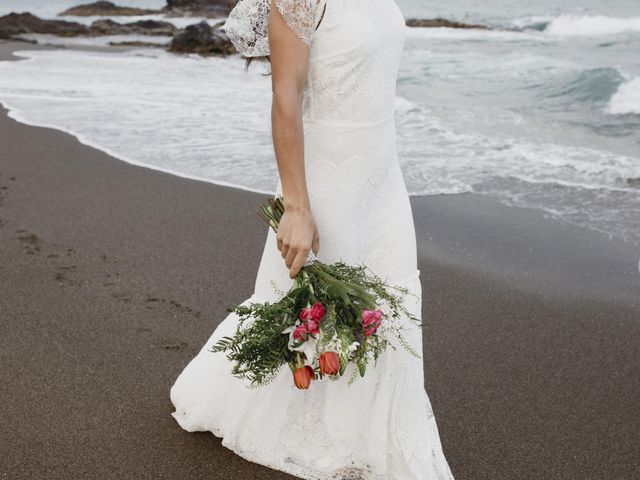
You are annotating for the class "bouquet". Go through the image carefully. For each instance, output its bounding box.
[210,197,422,389]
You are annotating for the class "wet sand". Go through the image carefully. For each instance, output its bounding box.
[1,40,639,480]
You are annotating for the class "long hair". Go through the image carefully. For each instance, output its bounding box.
[245,56,272,75]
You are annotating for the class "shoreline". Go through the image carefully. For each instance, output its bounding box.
[2,40,638,304]
[1,40,639,251]
[1,40,639,479]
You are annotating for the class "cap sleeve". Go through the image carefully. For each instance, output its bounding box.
[223,0,326,58]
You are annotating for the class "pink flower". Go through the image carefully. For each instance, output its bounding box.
[293,323,309,341]
[297,302,326,338]
[299,307,313,321]
[310,302,326,321]
[306,319,320,336]
[361,309,384,337]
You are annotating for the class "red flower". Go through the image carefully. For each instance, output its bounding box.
[319,351,341,376]
[299,307,314,321]
[310,302,326,321]
[306,319,320,336]
[361,309,384,337]
[292,323,309,341]
[293,365,314,389]
[297,302,326,337]
[299,302,327,323]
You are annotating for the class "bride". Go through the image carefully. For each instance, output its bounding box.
[170,0,456,478]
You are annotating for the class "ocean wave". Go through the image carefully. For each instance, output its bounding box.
[17,33,171,47]
[505,15,554,32]
[543,15,640,36]
[540,67,626,104]
[607,77,640,115]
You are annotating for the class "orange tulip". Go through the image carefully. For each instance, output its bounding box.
[319,351,341,376]
[293,365,314,389]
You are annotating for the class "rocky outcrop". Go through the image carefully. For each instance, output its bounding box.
[59,1,160,16]
[406,18,491,30]
[168,21,235,56]
[0,12,178,38]
[90,19,177,36]
[163,0,235,18]
[627,177,640,187]
[0,12,89,37]
[109,40,166,48]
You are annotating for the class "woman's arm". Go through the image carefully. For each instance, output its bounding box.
[268,5,320,279]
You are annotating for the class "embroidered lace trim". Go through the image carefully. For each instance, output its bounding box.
[223,0,326,57]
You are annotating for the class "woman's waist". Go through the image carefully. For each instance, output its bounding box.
[302,113,398,145]
[302,112,396,130]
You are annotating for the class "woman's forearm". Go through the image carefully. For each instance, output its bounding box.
[271,86,310,212]
[267,4,320,278]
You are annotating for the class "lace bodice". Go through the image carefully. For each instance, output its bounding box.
[302,0,407,126]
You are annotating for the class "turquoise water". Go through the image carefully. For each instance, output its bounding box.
[0,0,638,244]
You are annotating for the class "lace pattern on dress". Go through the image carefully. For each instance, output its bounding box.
[223,0,326,57]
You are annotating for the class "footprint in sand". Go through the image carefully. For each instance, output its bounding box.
[55,264,80,286]
[145,296,202,318]
[111,291,132,303]
[14,228,81,286]
[15,229,42,255]
[162,342,189,351]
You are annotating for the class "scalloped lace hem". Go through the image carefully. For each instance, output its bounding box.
[172,411,386,480]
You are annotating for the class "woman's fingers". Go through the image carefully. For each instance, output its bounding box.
[289,249,309,278]
[275,210,318,277]
[285,245,297,268]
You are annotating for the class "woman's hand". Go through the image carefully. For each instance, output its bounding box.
[277,203,320,279]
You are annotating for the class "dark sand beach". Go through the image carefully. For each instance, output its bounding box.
[1,40,639,479]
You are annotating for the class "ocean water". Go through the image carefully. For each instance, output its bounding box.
[0,0,639,245]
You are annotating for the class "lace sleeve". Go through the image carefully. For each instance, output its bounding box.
[223,0,326,58]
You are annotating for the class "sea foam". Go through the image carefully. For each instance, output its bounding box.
[607,77,640,115]
[544,15,640,36]
[0,48,638,244]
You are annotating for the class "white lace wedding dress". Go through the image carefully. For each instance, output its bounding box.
[170,0,456,478]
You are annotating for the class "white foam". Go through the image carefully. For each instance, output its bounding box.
[0,49,277,194]
[17,33,171,47]
[607,77,640,115]
[0,47,638,244]
[394,101,640,196]
[544,15,640,36]
[1,47,634,198]
[406,26,553,43]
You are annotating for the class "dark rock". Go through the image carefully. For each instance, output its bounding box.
[163,0,236,18]
[90,19,177,36]
[59,1,160,16]
[406,18,491,30]
[0,12,89,38]
[109,40,166,48]
[626,177,640,188]
[168,21,235,56]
